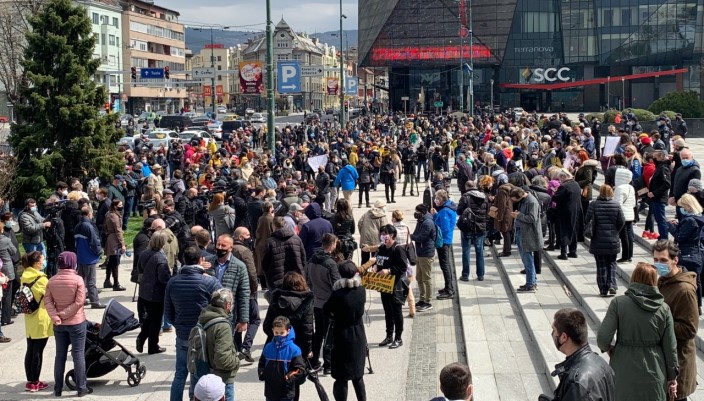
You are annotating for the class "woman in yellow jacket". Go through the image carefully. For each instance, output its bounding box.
[20,251,53,392]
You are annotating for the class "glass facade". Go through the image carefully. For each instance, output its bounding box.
[359,0,704,111]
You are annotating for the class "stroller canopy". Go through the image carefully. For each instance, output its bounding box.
[100,300,140,339]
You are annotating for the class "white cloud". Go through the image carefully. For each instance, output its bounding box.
[158,0,358,33]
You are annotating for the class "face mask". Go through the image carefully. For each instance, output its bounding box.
[435,199,442,206]
[682,159,694,167]
[654,262,671,277]
[5,221,13,229]
[414,211,423,220]
[30,206,38,212]
[380,234,389,243]
[116,206,124,212]
[62,190,68,196]
[679,207,691,216]
[216,249,229,258]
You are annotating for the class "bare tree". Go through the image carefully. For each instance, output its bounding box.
[0,0,45,103]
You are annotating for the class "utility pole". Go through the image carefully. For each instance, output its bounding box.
[209,28,216,115]
[339,0,346,126]
[266,0,275,153]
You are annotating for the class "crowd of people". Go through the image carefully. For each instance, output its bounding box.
[0,107,700,401]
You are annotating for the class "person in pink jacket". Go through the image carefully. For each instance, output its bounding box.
[44,251,92,397]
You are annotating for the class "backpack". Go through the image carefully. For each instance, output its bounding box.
[456,205,476,233]
[434,223,444,249]
[187,317,234,376]
[14,276,44,314]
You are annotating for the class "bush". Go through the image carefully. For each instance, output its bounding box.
[603,108,655,123]
[648,91,704,118]
[603,109,620,123]
[585,113,604,122]
[660,110,677,120]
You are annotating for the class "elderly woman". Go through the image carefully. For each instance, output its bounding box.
[20,251,53,393]
[597,262,679,401]
[44,252,90,397]
[136,231,170,355]
[668,193,704,309]
[104,200,126,291]
[585,185,625,297]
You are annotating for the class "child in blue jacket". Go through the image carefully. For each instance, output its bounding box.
[258,316,306,401]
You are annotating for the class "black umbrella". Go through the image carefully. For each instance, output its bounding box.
[306,360,330,401]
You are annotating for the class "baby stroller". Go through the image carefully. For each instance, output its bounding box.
[65,299,146,390]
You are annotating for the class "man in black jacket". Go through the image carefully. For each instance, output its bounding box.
[454,154,474,197]
[410,204,436,312]
[429,363,473,401]
[456,181,487,282]
[648,150,672,240]
[543,308,614,401]
[305,233,340,375]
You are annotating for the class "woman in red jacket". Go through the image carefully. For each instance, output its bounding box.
[44,251,91,397]
[641,153,657,238]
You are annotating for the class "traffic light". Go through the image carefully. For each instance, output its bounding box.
[344,101,349,112]
[164,66,170,79]
[130,66,136,80]
[104,102,110,113]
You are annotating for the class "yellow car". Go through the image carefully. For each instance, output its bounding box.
[221,113,239,121]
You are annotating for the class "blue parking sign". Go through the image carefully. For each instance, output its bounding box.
[277,61,301,93]
[346,77,358,95]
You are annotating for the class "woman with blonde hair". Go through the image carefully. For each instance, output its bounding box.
[597,262,679,401]
[668,193,704,308]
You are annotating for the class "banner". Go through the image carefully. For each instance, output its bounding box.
[361,271,395,293]
[203,85,212,96]
[326,77,339,95]
[307,154,328,172]
[215,85,224,96]
[239,61,263,94]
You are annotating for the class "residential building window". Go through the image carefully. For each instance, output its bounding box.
[218,75,222,81]
[101,15,109,25]
[92,13,99,24]
[217,65,222,70]
[217,56,222,61]
[112,17,118,27]
[109,35,115,46]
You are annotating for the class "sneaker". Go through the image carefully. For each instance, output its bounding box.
[436,292,454,300]
[77,387,94,397]
[378,337,393,347]
[567,253,578,258]
[0,336,11,343]
[103,281,113,289]
[113,285,126,291]
[414,301,425,308]
[459,276,469,282]
[37,381,49,391]
[642,230,652,238]
[477,276,484,281]
[25,382,37,392]
[557,255,568,260]
[437,288,448,295]
[389,339,403,349]
[608,288,617,296]
[417,303,434,312]
[517,285,537,293]
[239,349,255,363]
[91,303,106,309]
[520,269,526,274]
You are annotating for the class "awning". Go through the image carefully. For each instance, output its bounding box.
[499,68,688,90]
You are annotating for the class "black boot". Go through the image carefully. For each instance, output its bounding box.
[378,336,393,347]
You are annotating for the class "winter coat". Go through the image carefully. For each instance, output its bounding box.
[74,216,102,265]
[263,289,314,358]
[658,270,699,400]
[164,265,222,340]
[262,226,307,289]
[315,171,330,195]
[209,204,236,239]
[553,179,582,236]
[411,212,436,257]
[358,207,388,247]
[205,254,250,323]
[457,190,489,234]
[61,200,81,253]
[596,283,679,401]
[0,235,16,280]
[334,164,359,191]
[514,193,542,252]
[434,200,457,245]
[585,198,625,255]
[330,214,355,238]
[254,214,275,276]
[2,227,19,266]
[493,184,514,233]
[104,211,124,257]
[198,305,238,384]
[299,203,334,260]
[19,209,44,245]
[232,240,257,299]
[44,269,86,326]
[650,161,672,203]
[324,273,367,381]
[356,162,372,185]
[258,327,306,400]
[575,159,598,199]
[137,248,171,303]
[671,161,701,200]
[20,267,53,339]
[131,230,150,283]
[528,185,550,232]
[668,215,704,264]
[614,183,636,222]
[551,345,615,401]
[305,250,340,309]
[455,160,474,194]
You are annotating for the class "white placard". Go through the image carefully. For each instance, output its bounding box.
[602,136,620,156]
[307,154,328,171]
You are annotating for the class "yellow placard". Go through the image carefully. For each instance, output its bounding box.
[361,271,395,293]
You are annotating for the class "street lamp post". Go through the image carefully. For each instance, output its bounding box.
[621,77,625,109]
[193,25,230,116]
[468,0,474,116]
[266,0,275,153]
[339,3,346,126]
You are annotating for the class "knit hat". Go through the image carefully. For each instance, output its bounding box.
[193,374,225,401]
[688,179,703,192]
[338,260,358,279]
[640,137,652,145]
[58,251,77,270]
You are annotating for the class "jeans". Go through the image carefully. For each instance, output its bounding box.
[437,244,454,293]
[416,256,434,303]
[357,183,370,206]
[1,279,14,325]
[171,337,195,401]
[77,264,100,304]
[619,222,634,260]
[225,383,234,401]
[416,160,428,181]
[54,321,87,393]
[650,200,669,240]
[235,298,261,351]
[123,196,135,229]
[516,230,536,287]
[461,232,486,279]
[22,242,45,256]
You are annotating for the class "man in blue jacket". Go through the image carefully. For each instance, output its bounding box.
[333,159,359,202]
[165,246,222,401]
[299,203,334,261]
[74,206,105,309]
[433,189,458,300]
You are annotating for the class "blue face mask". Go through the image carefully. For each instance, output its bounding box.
[682,159,694,167]
[654,262,671,277]
[679,207,691,216]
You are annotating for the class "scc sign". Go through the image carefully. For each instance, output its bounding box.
[531,67,571,82]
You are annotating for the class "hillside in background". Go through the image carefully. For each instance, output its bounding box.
[185,28,358,53]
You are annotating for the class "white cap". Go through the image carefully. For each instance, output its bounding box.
[194,374,225,401]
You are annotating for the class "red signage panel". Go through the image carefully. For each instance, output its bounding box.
[370,45,492,62]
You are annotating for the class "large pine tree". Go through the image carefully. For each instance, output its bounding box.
[9,0,122,201]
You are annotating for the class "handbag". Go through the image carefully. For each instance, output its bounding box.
[392,275,410,305]
[581,186,589,198]
[488,206,499,219]
[14,276,44,314]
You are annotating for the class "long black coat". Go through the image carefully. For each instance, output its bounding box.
[552,179,582,238]
[585,198,625,255]
[263,289,314,358]
[324,276,367,381]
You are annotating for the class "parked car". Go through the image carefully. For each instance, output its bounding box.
[158,114,194,131]
[145,129,179,150]
[137,111,156,124]
[325,108,334,115]
[178,130,216,144]
[119,114,134,127]
[312,108,322,115]
[249,113,265,123]
[191,116,212,126]
[245,108,255,115]
[305,113,320,124]
[221,119,249,134]
[217,106,227,114]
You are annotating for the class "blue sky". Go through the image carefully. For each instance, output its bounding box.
[159,0,359,34]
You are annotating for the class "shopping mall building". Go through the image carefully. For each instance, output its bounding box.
[358,0,702,112]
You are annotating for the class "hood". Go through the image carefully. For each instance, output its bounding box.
[198,304,230,325]
[467,189,486,201]
[439,200,458,212]
[305,202,323,220]
[272,225,295,240]
[659,270,698,292]
[271,289,314,315]
[582,159,599,168]
[529,185,548,194]
[273,326,297,348]
[370,208,387,218]
[625,283,664,312]
[311,249,332,265]
[332,274,362,291]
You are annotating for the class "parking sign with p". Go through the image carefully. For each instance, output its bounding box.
[277,61,301,94]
